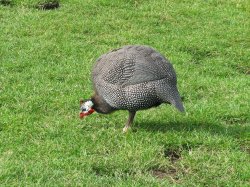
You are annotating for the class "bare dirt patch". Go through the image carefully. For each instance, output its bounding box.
[164,148,181,163]
[0,0,12,6]
[36,1,59,10]
[152,168,178,180]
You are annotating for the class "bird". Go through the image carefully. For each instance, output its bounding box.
[80,45,184,132]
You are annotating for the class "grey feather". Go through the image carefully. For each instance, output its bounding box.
[92,45,184,112]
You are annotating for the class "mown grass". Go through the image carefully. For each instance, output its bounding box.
[0,0,249,186]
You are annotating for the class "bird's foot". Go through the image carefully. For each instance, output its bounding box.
[122,126,129,133]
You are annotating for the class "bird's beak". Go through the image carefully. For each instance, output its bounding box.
[79,108,95,119]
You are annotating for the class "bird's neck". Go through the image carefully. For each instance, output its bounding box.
[91,93,116,114]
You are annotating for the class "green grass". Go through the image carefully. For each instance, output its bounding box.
[0,0,249,186]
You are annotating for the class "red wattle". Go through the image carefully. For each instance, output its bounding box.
[79,109,95,119]
[80,112,85,118]
[88,109,95,114]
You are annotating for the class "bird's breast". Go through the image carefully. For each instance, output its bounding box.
[96,80,162,111]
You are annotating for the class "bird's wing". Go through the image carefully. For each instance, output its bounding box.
[93,45,176,86]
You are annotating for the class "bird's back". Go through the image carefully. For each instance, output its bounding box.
[93,45,176,85]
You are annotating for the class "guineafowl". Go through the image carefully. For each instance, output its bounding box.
[80,45,184,132]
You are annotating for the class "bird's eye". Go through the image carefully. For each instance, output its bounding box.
[80,106,87,111]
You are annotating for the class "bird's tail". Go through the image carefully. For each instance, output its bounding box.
[156,82,185,112]
[171,94,185,112]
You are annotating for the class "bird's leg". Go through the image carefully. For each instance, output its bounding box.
[123,111,136,133]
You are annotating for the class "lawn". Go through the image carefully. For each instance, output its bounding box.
[0,0,249,186]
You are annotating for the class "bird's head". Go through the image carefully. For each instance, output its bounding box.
[79,99,95,118]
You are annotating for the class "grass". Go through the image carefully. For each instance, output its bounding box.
[0,0,249,186]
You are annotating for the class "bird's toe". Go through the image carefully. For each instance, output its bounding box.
[122,126,129,133]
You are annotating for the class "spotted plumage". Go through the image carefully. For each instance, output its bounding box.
[80,45,184,132]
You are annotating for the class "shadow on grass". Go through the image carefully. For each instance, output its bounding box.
[136,120,249,139]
